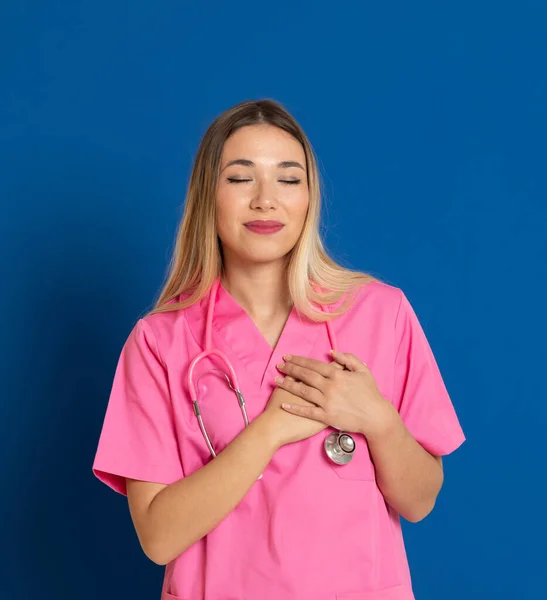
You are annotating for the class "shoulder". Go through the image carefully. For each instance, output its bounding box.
[350,279,404,316]
[132,293,196,364]
[331,279,405,339]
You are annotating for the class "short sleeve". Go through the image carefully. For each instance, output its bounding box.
[392,290,466,456]
[92,319,184,496]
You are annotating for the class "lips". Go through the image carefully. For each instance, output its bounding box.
[244,220,285,234]
[245,220,284,227]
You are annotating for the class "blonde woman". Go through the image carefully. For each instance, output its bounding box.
[92,98,465,600]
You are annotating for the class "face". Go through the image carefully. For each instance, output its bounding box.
[216,124,309,268]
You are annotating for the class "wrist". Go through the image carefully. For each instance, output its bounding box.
[253,412,282,453]
[362,399,402,443]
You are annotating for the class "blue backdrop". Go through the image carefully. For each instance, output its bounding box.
[2,1,545,599]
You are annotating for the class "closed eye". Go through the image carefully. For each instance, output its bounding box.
[227,178,301,185]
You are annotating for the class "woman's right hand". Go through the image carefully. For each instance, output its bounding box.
[259,381,329,448]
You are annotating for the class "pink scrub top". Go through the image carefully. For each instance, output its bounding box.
[92,279,466,600]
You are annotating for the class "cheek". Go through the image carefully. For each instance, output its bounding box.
[215,192,241,235]
[216,212,239,251]
[289,196,310,227]
[215,202,229,226]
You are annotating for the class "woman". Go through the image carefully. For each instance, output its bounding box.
[92,98,466,600]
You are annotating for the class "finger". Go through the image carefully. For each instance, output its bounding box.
[275,375,326,408]
[330,350,368,372]
[282,354,333,378]
[277,361,326,392]
[280,400,324,421]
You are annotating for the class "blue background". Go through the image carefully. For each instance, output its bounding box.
[2,1,545,598]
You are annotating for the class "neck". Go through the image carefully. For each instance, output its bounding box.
[220,263,293,320]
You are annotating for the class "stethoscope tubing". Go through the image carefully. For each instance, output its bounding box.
[186,278,355,473]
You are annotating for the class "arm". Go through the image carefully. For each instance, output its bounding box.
[368,288,466,522]
[127,413,278,566]
[365,404,444,523]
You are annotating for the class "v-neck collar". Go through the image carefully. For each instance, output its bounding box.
[184,278,324,389]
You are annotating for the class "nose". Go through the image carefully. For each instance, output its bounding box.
[249,179,278,210]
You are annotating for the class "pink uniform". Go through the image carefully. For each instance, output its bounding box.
[92,279,466,600]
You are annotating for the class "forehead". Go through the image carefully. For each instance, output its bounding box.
[221,125,306,165]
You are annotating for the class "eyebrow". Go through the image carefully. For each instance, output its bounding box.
[221,159,306,172]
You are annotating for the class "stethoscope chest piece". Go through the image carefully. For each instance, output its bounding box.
[189,278,357,478]
[324,430,356,465]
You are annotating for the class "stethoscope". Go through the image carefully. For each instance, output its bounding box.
[187,278,356,478]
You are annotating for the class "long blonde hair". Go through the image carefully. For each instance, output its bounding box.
[145,98,382,322]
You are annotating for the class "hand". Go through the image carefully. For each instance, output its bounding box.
[274,350,397,441]
[260,364,342,448]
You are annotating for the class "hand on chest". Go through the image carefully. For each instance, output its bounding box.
[182,279,384,483]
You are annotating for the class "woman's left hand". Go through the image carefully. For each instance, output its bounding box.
[275,350,397,441]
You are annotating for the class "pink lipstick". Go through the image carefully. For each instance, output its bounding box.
[244,220,285,235]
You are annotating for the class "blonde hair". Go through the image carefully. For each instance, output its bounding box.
[145,98,382,322]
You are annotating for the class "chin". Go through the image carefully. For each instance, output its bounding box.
[242,251,288,264]
[231,244,289,263]
[221,236,297,264]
